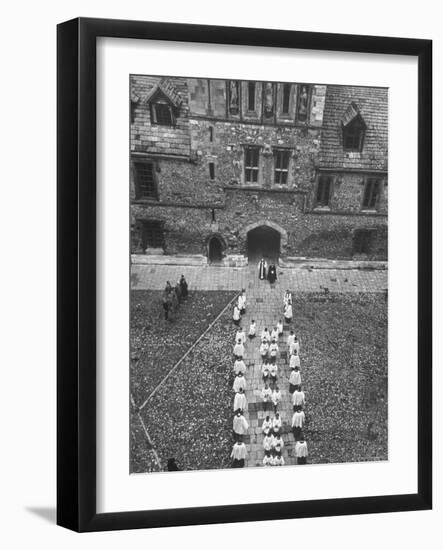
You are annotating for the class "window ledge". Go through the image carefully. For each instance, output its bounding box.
[361,209,377,214]
[313,205,331,212]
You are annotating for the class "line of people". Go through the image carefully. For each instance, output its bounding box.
[231,290,249,467]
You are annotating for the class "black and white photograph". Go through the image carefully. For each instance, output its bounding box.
[129,75,388,473]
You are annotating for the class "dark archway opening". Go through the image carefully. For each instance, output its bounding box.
[208,236,223,263]
[247,226,280,263]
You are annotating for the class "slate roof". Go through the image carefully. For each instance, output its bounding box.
[144,78,183,108]
[319,85,388,172]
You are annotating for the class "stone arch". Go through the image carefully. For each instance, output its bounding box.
[206,233,227,264]
[241,220,288,249]
[243,221,288,263]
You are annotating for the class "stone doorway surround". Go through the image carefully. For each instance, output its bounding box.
[242,220,288,264]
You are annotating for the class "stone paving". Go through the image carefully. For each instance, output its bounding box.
[239,270,299,467]
[131,263,387,293]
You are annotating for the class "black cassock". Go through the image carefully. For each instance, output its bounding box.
[258,259,267,280]
[267,264,277,284]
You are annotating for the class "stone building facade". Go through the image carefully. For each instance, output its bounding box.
[130,75,388,264]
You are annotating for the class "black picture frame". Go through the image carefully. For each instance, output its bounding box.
[57,17,432,532]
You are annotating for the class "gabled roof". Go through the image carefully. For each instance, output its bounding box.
[341,101,366,127]
[145,78,182,108]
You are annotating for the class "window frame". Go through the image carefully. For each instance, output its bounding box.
[247,81,256,112]
[244,146,260,184]
[138,219,165,250]
[353,228,374,255]
[273,148,291,185]
[132,159,159,201]
[281,83,291,115]
[361,177,381,210]
[342,116,366,152]
[150,101,175,126]
[315,175,333,207]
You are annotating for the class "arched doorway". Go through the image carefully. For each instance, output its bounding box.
[208,236,223,263]
[247,226,281,262]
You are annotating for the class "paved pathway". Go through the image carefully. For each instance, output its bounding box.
[240,267,298,467]
[131,264,387,293]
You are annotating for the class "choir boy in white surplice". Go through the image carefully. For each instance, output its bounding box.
[272,413,282,434]
[233,305,241,325]
[283,290,292,308]
[270,327,279,342]
[233,411,249,441]
[262,454,273,467]
[233,373,247,393]
[284,303,293,323]
[248,320,256,339]
[295,439,308,464]
[263,434,274,452]
[292,409,305,430]
[292,387,305,407]
[262,362,270,381]
[261,383,272,403]
[234,358,246,376]
[272,434,284,454]
[277,320,283,337]
[237,291,247,314]
[289,351,301,369]
[261,328,271,343]
[233,340,245,359]
[272,454,285,466]
[235,328,246,345]
[262,415,272,436]
[233,389,247,412]
[289,366,301,393]
[289,337,300,355]
[231,441,247,467]
[287,331,295,350]
[272,387,282,409]
[269,362,278,384]
[269,341,279,361]
[260,341,269,359]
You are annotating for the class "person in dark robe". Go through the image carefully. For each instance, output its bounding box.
[267,263,277,284]
[258,258,267,280]
[179,275,188,300]
[161,291,170,320]
[175,281,182,304]
[165,280,173,294]
[166,457,180,471]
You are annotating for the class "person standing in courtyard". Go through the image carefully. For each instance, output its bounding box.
[248,319,257,339]
[179,275,188,300]
[233,410,249,442]
[267,263,277,284]
[272,385,282,412]
[289,350,301,370]
[262,361,270,383]
[292,385,306,408]
[238,289,247,315]
[295,438,308,465]
[269,339,279,362]
[261,327,271,343]
[233,304,241,326]
[258,257,267,280]
[261,383,273,411]
[262,415,272,436]
[277,319,283,337]
[234,358,246,376]
[283,289,292,309]
[272,412,282,435]
[260,340,269,360]
[284,301,293,324]
[271,326,279,342]
[269,362,278,386]
[233,372,247,393]
[233,338,245,359]
[233,388,247,412]
[292,406,305,440]
[235,327,246,345]
[289,365,301,393]
[231,441,247,467]
[289,335,300,356]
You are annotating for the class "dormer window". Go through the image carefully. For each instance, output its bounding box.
[150,102,174,126]
[145,79,182,127]
[342,102,366,152]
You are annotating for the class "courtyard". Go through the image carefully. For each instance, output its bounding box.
[130,264,388,473]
